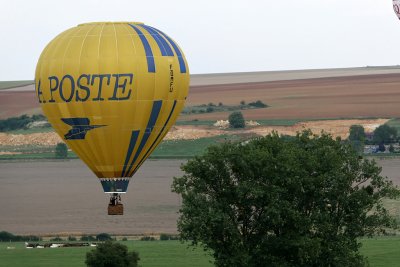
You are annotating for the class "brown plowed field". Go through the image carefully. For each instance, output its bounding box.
[0,86,39,119]
[0,158,399,236]
[184,74,400,120]
[2,73,400,120]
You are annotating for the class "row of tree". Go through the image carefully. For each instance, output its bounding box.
[0,231,41,242]
[349,124,398,145]
[0,114,46,132]
[349,124,398,153]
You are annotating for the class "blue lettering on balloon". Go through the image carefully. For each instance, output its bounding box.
[48,76,59,102]
[91,74,111,101]
[59,75,75,102]
[109,73,133,101]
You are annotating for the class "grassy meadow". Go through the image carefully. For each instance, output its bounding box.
[0,241,213,267]
[1,238,400,267]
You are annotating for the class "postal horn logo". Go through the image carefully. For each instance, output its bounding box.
[61,118,105,140]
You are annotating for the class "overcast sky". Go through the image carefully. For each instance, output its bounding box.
[0,0,399,80]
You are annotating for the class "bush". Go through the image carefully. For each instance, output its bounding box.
[0,231,17,242]
[228,111,245,128]
[0,114,46,132]
[81,235,96,241]
[86,241,139,267]
[121,237,128,241]
[50,236,63,242]
[23,235,42,242]
[55,143,68,158]
[160,233,179,241]
[206,106,214,113]
[0,231,41,242]
[218,102,223,107]
[248,100,268,108]
[68,236,77,241]
[140,236,155,241]
[96,233,113,241]
[373,124,398,144]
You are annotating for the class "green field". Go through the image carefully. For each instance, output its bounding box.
[360,237,400,267]
[0,241,213,267]
[0,135,242,160]
[0,80,34,90]
[1,238,400,267]
[150,135,241,158]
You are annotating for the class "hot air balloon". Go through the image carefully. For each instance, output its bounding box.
[394,0,400,19]
[35,22,189,215]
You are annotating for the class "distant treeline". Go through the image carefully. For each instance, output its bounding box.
[0,231,180,242]
[0,231,41,242]
[182,100,268,115]
[0,114,46,132]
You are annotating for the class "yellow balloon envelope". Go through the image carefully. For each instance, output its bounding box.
[35,22,189,194]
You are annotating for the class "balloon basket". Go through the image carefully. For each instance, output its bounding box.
[108,204,124,215]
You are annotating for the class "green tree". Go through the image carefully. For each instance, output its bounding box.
[68,236,77,241]
[96,233,113,241]
[55,143,68,158]
[348,125,365,154]
[349,125,365,142]
[228,111,245,128]
[86,241,139,267]
[172,131,399,267]
[373,124,397,144]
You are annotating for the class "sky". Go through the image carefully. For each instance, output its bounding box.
[0,0,399,80]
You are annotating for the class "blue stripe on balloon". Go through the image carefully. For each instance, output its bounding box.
[131,100,177,175]
[148,26,187,73]
[121,130,140,177]
[125,100,163,176]
[139,25,174,56]
[128,24,156,73]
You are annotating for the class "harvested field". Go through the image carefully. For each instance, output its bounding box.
[244,118,390,139]
[0,119,389,147]
[0,158,399,236]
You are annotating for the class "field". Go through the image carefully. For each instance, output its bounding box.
[2,68,400,120]
[2,68,400,265]
[0,241,213,267]
[0,157,399,236]
[1,238,400,267]
[183,74,400,121]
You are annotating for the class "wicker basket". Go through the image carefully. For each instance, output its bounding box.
[108,204,124,215]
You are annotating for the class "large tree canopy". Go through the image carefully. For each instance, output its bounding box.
[172,131,399,267]
[373,124,398,144]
